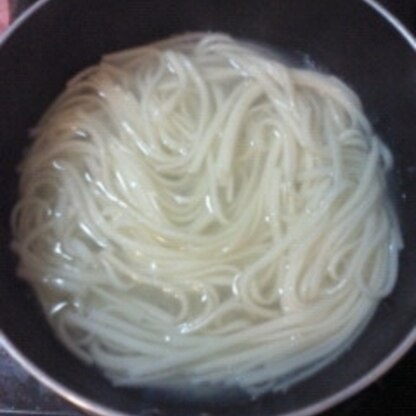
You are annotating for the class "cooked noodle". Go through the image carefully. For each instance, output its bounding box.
[11,33,402,395]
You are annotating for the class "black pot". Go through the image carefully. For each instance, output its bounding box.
[0,1,415,415]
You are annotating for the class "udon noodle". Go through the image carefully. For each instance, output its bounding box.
[11,33,402,395]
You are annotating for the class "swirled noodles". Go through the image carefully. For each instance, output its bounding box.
[11,33,402,395]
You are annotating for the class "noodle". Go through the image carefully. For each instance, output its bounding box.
[11,33,402,395]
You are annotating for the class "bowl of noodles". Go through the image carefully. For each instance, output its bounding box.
[0,0,415,415]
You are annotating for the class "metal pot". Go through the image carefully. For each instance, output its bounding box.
[0,1,415,415]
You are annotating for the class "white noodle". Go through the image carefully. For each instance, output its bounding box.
[11,33,402,396]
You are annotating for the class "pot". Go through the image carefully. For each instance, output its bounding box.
[0,1,415,415]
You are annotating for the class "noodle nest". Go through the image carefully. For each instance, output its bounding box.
[11,33,402,395]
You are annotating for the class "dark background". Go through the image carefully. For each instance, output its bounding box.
[0,0,415,415]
